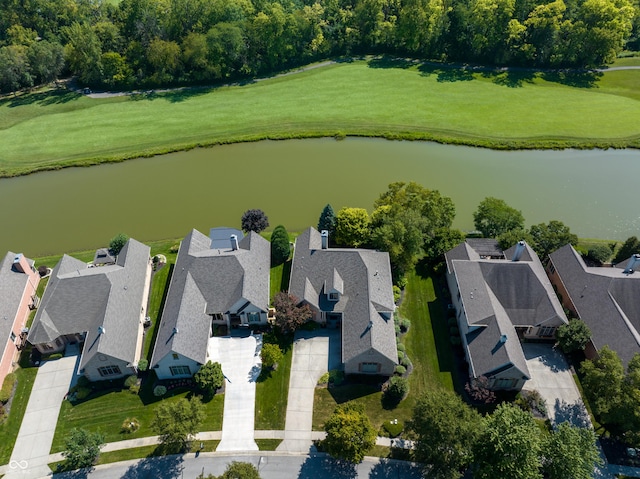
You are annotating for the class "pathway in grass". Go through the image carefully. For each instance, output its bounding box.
[1,61,639,176]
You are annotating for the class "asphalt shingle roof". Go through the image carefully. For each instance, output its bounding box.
[151,228,270,366]
[28,239,150,370]
[0,252,35,352]
[289,228,397,367]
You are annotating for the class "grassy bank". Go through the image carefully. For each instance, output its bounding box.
[1,60,639,177]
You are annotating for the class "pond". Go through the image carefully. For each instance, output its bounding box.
[2,138,639,256]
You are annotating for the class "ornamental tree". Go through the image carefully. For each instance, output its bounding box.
[62,428,105,469]
[151,396,205,452]
[270,225,290,265]
[194,361,224,398]
[272,292,312,333]
[109,232,129,255]
[556,319,591,354]
[334,207,371,247]
[241,209,269,233]
[323,402,376,463]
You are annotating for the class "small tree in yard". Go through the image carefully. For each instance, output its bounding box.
[383,376,409,407]
[62,428,105,469]
[261,343,283,369]
[152,397,205,452]
[318,204,337,236]
[194,361,224,398]
[323,402,376,463]
[556,318,592,353]
[109,233,129,255]
[272,292,312,333]
[465,376,496,404]
[241,209,269,233]
[270,225,290,265]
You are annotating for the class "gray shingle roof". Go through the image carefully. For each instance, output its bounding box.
[0,252,36,352]
[151,228,270,366]
[28,239,150,370]
[446,240,567,379]
[290,228,397,367]
[549,245,640,365]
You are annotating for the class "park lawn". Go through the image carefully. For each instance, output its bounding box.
[0,352,38,464]
[313,267,454,433]
[255,342,293,430]
[50,387,224,453]
[1,60,639,177]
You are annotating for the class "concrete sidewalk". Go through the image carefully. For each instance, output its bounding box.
[210,335,261,452]
[4,351,78,479]
[277,330,340,454]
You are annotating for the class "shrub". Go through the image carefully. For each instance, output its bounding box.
[261,343,283,369]
[450,336,461,346]
[515,390,548,417]
[396,343,406,353]
[398,350,406,363]
[587,244,612,264]
[77,376,91,388]
[384,376,409,406]
[394,324,401,335]
[394,365,406,376]
[449,326,460,336]
[124,375,137,389]
[398,318,411,333]
[169,244,179,253]
[153,385,167,397]
[393,285,401,304]
[109,233,129,255]
[121,417,140,434]
[270,225,291,265]
[447,316,458,327]
[329,369,345,386]
[381,420,404,438]
[194,361,224,397]
[75,387,92,400]
[0,373,16,403]
[129,384,140,395]
[401,355,412,369]
[317,372,330,385]
[137,359,148,372]
[38,265,49,277]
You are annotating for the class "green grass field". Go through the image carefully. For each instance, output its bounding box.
[0,59,639,177]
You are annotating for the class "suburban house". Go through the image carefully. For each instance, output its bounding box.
[0,252,39,387]
[150,227,270,380]
[547,244,640,366]
[289,227,397,376]
[445,239,568,390]
[28,239,151,381]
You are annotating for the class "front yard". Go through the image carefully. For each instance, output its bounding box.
[313,266,455,434]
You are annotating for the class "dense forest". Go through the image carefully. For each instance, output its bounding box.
[0,0,638,92]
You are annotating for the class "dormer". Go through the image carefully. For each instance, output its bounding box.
[325,268,344,301]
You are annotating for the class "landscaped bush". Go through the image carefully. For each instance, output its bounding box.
[447,316,458,327]
[393,285,401,304]
[124,375,137,389]
[129,384,140,395]
[300,320,320,331]
[44,353,63,361]
[38,265,49,277]
[586,244,612,264]
[398,351,406,363]
[329,370,345,386]
[121,417,140,434]
[0,373,16,403]
[398,318,411,333]
[317,372,330,385]
[383,376,409,407]
[381,420,404,438]
[261,343,283,369]
[169,244,179,253]
[75,387,92,400]
[77,376,90,388]
[153,385,167,397]
[515,390,548,417]
[394,365,406,376]
[396,343,406,353]
[401,355,412,369]
[137,359,148,372]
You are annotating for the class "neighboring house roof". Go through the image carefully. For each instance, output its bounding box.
[446,240,567,380]
[93,248,116,266]
[289,227,397,368]
[549,245,640,365]
[151,228,270,366]
[28,239,150,371]
[0,252,35,349]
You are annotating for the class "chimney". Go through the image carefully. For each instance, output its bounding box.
[230,235,239,251]
[321,230,329,249]
[512,241,526,262]
[624,254,640,274]
[499,334,507,344]
[13,253,30,274]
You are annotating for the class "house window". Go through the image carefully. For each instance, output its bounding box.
[98,365,122,377]
[328,292,339,301]
[494,377,517,389]
[10,332,16,342]
[360,362,379,373]
[247,312,261,323]
[549,263,556,275]
[539,326,555,337]
[172,353,179,360]
[170,365,190,376]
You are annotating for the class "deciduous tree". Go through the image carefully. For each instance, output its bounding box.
[556,318,591,354]
[529,220,578,259]
[62,428,105,469]
[580,346,624,420]
[194,361,224,398]
[272,292,312,333]
[109,233,129,255]
[334,207,371,247]
[152,397,205,452]
[261,343,283,369]
[410,389,483,479]
[241,209,269,233]
[473,197,525,238]
[323,402,376,463]
[543,422,602,479]
[614,236,640,264]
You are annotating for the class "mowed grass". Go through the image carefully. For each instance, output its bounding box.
[1,60,639,176]
[313,267,454,432]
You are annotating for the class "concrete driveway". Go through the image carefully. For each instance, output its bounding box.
[4,349,78,479]
[277,330,341,453]
[209,335,261,452]
[522,343,590,427]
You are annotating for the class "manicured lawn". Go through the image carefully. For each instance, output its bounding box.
[143,263,173,360]
[313,267,454,433]
[269,260,292,301]
[1,60,639,177]
[255,342,293,430]
[0,351,38,464]
[50,384,224,453]
[256,439,283,451]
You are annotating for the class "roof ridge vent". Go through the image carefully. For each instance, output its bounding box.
[499,334,507,344]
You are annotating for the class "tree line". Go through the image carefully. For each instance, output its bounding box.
[1,0,638,93]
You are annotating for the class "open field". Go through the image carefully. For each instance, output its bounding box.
[0,60,639,177]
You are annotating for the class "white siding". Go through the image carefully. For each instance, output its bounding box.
[154,352,201,379]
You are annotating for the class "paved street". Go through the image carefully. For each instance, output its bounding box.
[51,452,423,479]
[277,330,340,454]
[5,349,78,479]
